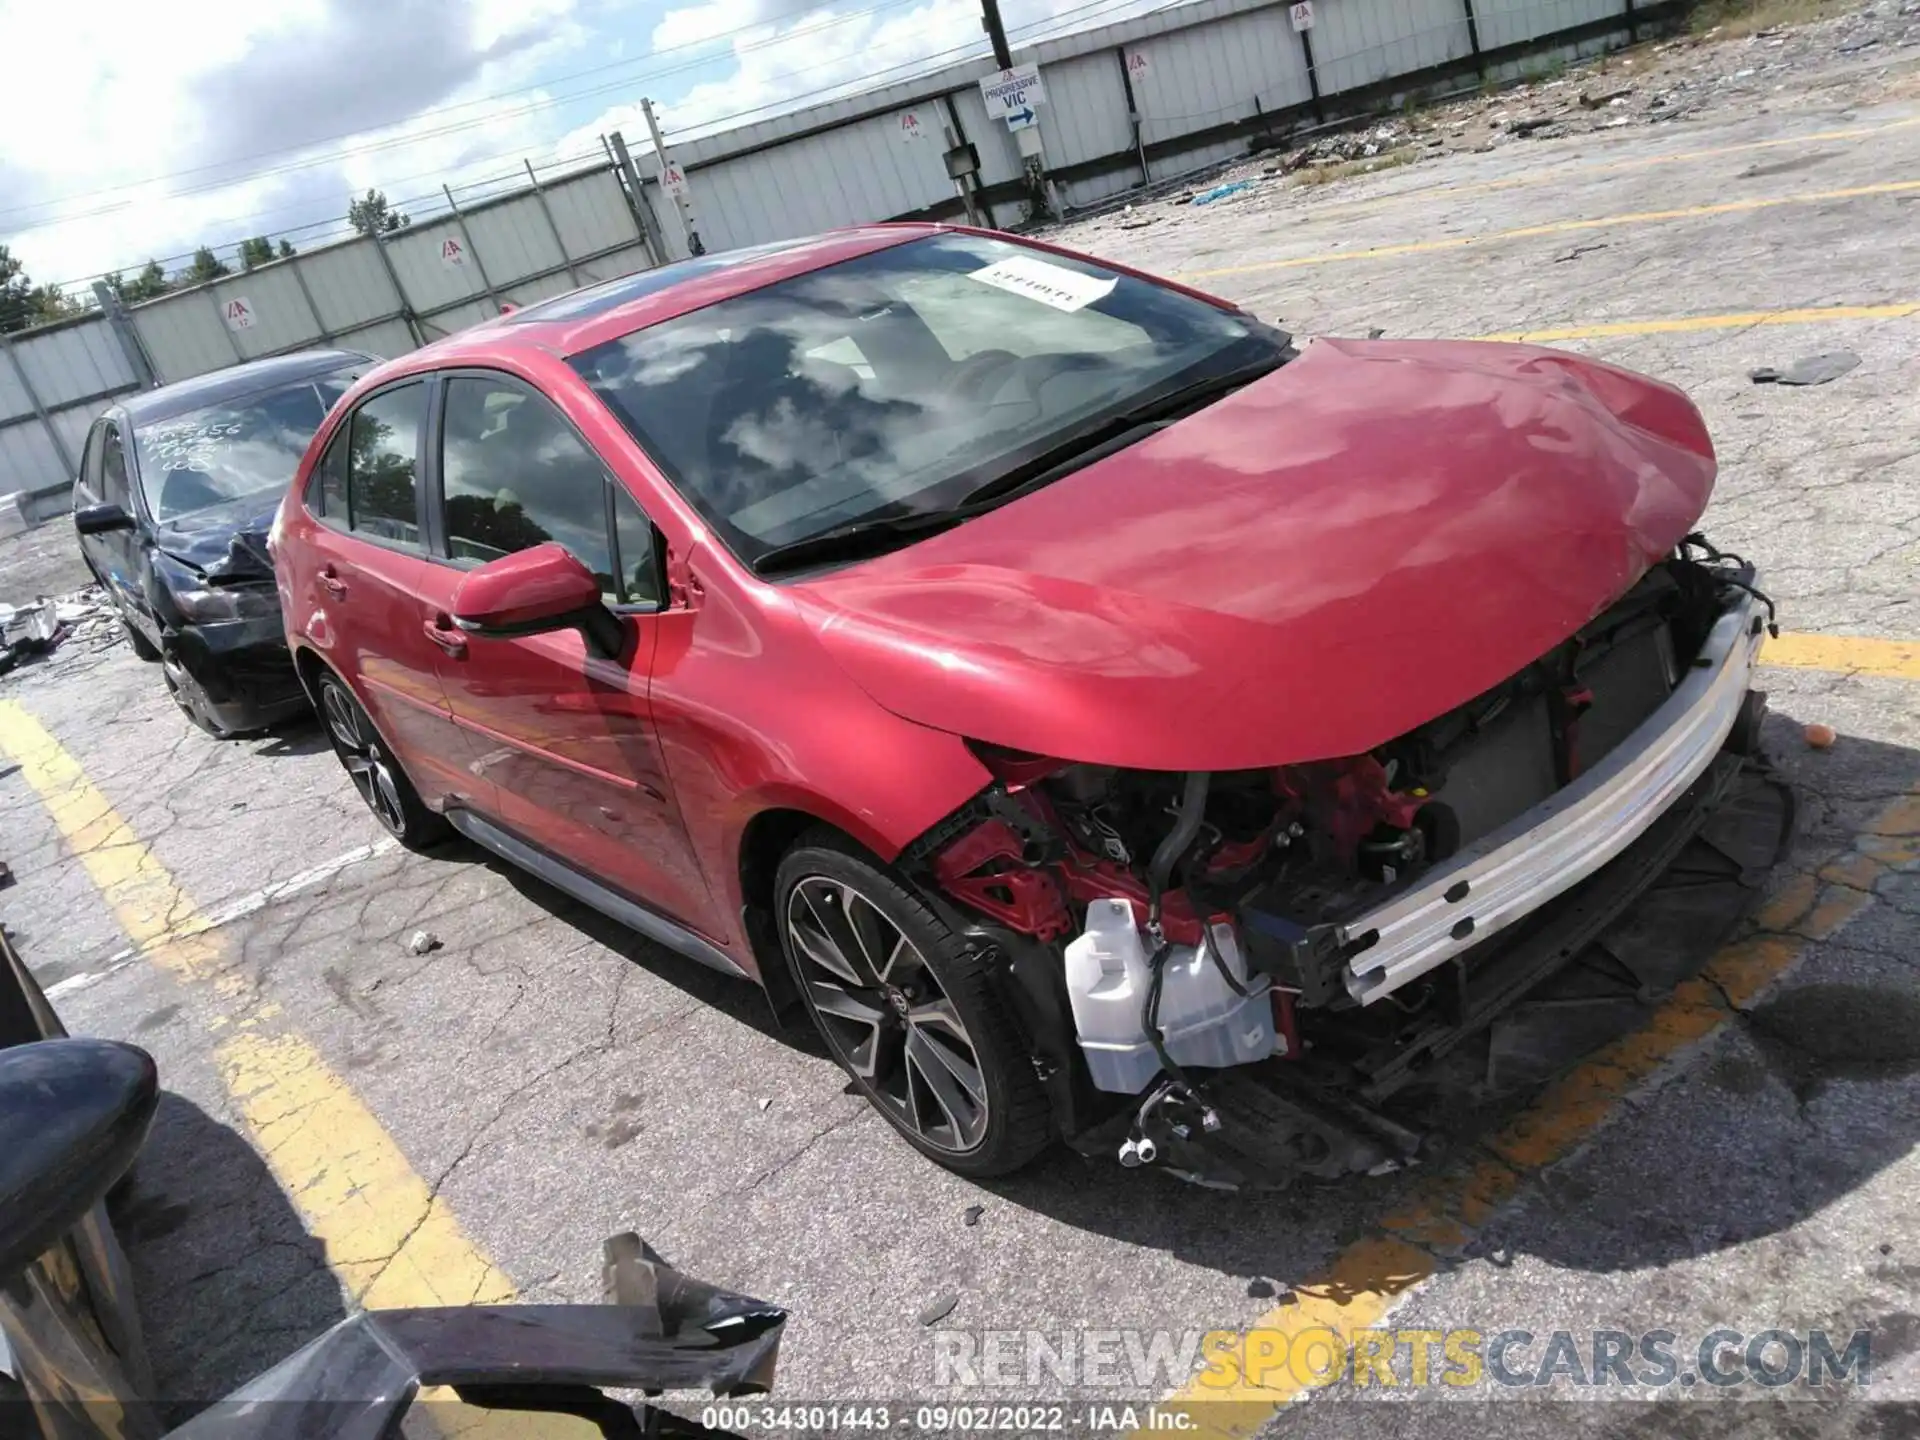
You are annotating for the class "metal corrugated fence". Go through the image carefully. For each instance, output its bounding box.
[2,0,1642,512]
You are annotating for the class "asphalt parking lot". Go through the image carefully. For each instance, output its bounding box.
[3,19,1919,1438]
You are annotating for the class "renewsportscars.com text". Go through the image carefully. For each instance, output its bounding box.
[932,1326,1876,1392]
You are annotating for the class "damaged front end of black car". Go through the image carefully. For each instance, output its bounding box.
[71,350,373,739]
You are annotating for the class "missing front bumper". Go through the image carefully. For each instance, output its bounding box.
[1342,593,1767,1005]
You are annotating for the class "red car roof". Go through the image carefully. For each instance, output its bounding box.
[414,223,942,368]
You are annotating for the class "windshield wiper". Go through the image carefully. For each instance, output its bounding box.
[749,351,1289,578]
[749,508,968,576]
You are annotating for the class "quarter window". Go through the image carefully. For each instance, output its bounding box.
[439,376,657,606]
[100,424,131,508]
[347,384,425,546]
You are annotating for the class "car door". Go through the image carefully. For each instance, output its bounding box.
[297,379,492,812]
[425,370,720,937]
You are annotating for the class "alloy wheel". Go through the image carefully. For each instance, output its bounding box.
[785,876,990,1154]
[161,655,226,736]
[321,681,407,836]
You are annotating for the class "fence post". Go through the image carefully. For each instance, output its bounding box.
[1115,47,1151,186]
[1462,0,1486,77]
[89,282,158,389]
[370,229,425,348]
[287,259,337,344]
[443,185,506,315]
[524,160,583,286]
[1296,19,1325,124]
[0,328,77,477]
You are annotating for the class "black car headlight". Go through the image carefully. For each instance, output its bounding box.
[170,582,281,623]
[155,555,280,624]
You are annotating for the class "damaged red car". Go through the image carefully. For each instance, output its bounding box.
[270,226,1788,1186]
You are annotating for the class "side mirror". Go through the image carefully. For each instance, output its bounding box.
[452,543,625,659]
[75,502,135,537]
[0,1039,158,1277]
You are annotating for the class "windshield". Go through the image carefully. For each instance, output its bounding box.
[570,234,1284,565]
[135,367,361,522]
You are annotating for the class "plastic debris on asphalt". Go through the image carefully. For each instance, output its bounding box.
[1190,180,1255,205]
[1750,351,1861,386]
[406,930,443,955]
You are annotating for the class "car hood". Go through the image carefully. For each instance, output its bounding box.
[153,492,281,580]
[792,337,1716,772]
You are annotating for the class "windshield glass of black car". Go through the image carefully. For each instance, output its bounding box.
[135,370,357,522]
[569,233,1279,566]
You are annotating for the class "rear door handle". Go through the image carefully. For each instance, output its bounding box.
[318,565,348,599]
[423,616,467,657]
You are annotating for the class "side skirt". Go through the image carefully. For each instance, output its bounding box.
[445,809,747,981]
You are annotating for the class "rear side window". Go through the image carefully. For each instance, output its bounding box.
[438,375,657,606]
[346,384,425,547]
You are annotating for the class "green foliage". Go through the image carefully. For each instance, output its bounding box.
[347,188,410,236]
[238,236,276,270]
[187,246,231,284]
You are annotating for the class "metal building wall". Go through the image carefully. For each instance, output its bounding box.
[1312,0,1477,95]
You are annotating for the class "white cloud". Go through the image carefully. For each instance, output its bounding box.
[0,0,586,289]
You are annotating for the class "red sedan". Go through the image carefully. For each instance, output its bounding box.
[270,225,1779,1183]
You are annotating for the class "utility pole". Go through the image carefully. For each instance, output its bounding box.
[608,131,667,267]
[981,0,1012,68]
[640,98,706,257]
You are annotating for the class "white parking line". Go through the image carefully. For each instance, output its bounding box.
[45,837,401,999]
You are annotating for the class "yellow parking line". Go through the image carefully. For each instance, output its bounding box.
[1164,781,1919,1437]
[1761,632,1920,682]
[1299,115,1920,221]
[1180,178,1920,280]
[1477,301,1920,342]
[0,700,576,1435]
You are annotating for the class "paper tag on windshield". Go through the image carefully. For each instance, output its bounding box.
[968,255,1117,312]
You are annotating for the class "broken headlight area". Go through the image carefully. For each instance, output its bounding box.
[153,552,282,625]
[907,542,1792,1189]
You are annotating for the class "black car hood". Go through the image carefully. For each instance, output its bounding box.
[152,493,281,580]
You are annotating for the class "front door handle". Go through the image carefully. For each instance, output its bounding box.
[318,565,348,599]
[423,616,467,657]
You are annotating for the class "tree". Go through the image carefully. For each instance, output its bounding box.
[0,243,29,333]
[27,283,80,324]
[277,239,297,259]
[238,235,275,270]
[186,246,231,284]
[347,188,409,236]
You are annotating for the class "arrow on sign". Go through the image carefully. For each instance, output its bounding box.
[1010,106,1035,125]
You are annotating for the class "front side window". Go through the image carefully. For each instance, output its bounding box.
[438,376,657,607]
[131,366,362,523]
[569,232,1283,569]
[346,384,425,546]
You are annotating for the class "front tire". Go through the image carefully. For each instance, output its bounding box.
[775,831,1052,1177]
[316,672,450,850]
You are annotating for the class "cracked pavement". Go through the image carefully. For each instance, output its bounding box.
[2,17,1920,1433]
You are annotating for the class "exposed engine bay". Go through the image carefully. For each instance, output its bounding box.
[903,538,1793,1188]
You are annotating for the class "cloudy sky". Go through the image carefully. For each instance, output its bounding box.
[0,0,1156,294]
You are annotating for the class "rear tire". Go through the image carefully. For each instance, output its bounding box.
[316,671,451,850]
[775,830,1053,1177]
[122,619,161,663]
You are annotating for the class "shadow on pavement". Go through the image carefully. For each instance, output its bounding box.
[111,1090,347,1428]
